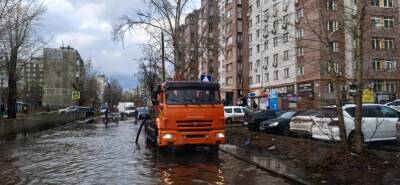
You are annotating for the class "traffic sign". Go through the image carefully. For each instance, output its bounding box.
[72,91,80,100]
[200,74,212,82]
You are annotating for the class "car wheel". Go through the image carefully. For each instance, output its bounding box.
[226,118,232,125]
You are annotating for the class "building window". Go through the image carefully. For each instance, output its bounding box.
[273,54,279,65]
[284,50,289,61]
[327,0,337,11]
[385,60,397,71]
[256,75,260,83]
[256,15,260,23]
[273,37,278,47]
[257,44,260,53]
[327,21,338,32]
[265,73,269,82]
[264,40,269,50]
[384,0,394,7]
[384,16,394,28]
[249,62,253,71]
[327,62,339,73]
[284,68,289,79]
[249,77,253,84]
[296,8,304,20]
[274,71,279,80]
[256,29,260,38]
[384,38,395,50]
[328,82,334,94]
[249,34,252,42]
[296,28,304,38]
[283,32,289,43]
[256,0,260,7]
[226,77,233,86]
[297,47,304,57]
[297,66,304,76]
[329,41,338,52]
[249,48,252,56]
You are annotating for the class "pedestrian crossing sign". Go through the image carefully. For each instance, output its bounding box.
[72,91,80,100]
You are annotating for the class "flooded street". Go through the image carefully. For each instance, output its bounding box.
[0,118,294,185]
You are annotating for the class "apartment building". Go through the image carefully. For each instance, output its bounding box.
[294,0,400,107]
[42,46,85,108]
[218,0,249,105]
[248,0,297,109]
[198,0,219,81]
[180,10,201,80]
[0,58,44,107]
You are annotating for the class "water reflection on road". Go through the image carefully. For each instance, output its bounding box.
[0,119,293,185]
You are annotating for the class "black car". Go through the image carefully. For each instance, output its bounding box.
[259,110,305,136]
[69,107,94,118]
[246,110,282,131]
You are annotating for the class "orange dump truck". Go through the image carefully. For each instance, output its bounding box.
[145,81,225,151]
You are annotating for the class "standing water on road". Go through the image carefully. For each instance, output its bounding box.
[0,119,294,185]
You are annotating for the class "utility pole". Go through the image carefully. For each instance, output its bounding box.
[161,32,166,82]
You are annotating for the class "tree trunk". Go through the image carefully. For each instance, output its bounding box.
[7,48,18,118]
[353,2,366,154]
[333,78,350,151]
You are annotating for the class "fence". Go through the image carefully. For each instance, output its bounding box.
[0,112,86,139]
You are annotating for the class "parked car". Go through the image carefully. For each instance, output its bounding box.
[289,109,326,137]
[312,104,400,143]
[58,106,81,114]
[247,110,282,131]
[260,110,306,136]
[136,107,149,120]
[386,100,400,111]
[224,106,252,124]
[68,107,94,117]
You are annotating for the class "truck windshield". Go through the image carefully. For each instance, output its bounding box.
[166,89,221,104]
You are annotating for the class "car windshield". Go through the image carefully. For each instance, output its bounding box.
[279,111,296,119]
[166,89,221,104]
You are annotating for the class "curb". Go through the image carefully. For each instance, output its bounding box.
[219,145,313,185]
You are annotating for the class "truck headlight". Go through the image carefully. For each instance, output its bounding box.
[162,134,174,140]
[216,133,225,138]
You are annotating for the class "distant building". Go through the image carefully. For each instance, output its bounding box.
[41,46,85,109]
[96,75,107,103]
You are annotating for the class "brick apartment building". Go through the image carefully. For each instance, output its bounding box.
[295,0,400,108]
[218,0,250,105]
[198,0,220,81]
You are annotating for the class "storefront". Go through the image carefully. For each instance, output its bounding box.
[266,85,297,111]
[297,82,315,109]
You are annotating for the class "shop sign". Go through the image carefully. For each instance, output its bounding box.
[362,89,374,103]
[266,85,294,94]
[298,82,314,93]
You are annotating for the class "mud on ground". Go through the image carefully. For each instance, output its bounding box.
[225,127,400,185]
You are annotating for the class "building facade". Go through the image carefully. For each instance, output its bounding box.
[198,0,220,81]
[218,0,250,105]
[42,46,85,109]
[248,0,297,109]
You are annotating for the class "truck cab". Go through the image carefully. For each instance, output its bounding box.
[145,81,225,150]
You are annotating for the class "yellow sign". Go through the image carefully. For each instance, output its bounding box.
[362,89,374,103]
[72,91,80,100]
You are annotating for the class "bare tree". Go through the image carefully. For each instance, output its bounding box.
[80,60,101,109]
[0,0,45,118]
[135,45,163,97]
[113,0,192,78]
[104,79,123,111]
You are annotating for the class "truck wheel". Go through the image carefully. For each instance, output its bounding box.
[209,145,219,154]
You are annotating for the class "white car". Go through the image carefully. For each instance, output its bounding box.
[224,106,251,124]
[312,104,400,143]
[386,100,400,111]
[289,109,329,136]
[58,106,81,114]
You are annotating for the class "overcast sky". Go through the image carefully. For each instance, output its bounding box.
[39,0,200,89]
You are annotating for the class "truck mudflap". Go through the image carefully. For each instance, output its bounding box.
[158,130,225,146]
